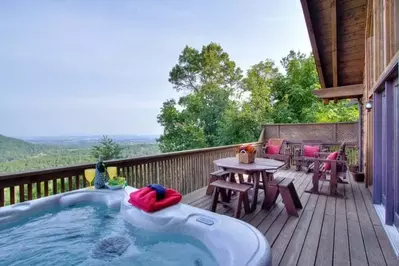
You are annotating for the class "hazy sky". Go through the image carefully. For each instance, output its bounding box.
[0,0,311,137]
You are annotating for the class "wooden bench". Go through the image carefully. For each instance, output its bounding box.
[264,176,302,217]
[210,180,251,218]
[206,169,230,195]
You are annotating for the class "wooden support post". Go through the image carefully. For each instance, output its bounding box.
[331,0,338,87]
[258,127,265,143]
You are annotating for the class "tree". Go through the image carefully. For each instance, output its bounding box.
[241,60,279,122]
[158,45,359,152]
[168,43,243,92]
[270,50,321,123]
[156,100,207,152]
[215,60,279,145]
[157,43,243,152]
[91,135,123,161]
[315,101,359,122]
[216,104,261,145]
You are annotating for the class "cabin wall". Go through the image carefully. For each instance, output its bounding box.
[363,0,399,187]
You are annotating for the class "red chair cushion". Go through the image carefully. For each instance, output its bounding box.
[266,145,280,155]
[323,151,339,170]
[303,145,320,157]
[128,187,182,212]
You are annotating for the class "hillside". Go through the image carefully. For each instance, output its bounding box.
[0,135,160,173]
[0,134,51,162]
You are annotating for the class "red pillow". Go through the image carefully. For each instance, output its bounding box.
[323,151,339,170]
[266,145,280,155]
[303,145,320,157]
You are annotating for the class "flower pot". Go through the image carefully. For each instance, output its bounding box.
[353,172,365,182]
[238,152,255,164]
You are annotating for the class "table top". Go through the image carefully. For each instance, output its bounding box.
[214,157,285,172]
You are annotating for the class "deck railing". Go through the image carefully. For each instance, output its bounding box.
[0,142,262,207]
[0,141,358,207]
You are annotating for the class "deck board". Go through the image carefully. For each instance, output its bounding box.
[182,169,398,265]
[315,196,335,266]
[333,185,350,266]
[350,174,387,266]
[297,182,328,266]
[346,175,370,266]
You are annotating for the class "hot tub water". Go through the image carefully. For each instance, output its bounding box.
[0,203,218,266]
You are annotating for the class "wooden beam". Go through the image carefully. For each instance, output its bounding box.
[313,84,364,99]
[331,0,338,87]
[300,0,326,88]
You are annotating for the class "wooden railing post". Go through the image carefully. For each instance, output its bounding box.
[277,125,281,138]
[333,123,338,142]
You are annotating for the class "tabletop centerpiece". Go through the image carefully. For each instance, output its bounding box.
[236,144,256,164]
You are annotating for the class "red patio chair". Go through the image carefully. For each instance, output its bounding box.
[293,140,324,173]
[305,143,348,197]
[262,138,290,169]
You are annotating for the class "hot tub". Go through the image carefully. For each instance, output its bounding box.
[0,187,271,266]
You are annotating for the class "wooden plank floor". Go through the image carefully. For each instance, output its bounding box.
[182,169,399,266]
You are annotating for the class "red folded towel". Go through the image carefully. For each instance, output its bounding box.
[128,187,182,212]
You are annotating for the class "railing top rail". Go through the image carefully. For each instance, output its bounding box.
[0,142,261,181]
[261,122,358,126]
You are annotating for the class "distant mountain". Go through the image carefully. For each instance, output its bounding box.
[0,134,49,162]
[19,135,159,146]
[0,134,161,173]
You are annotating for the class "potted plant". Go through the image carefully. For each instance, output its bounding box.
[349,164,358,173]
[349,164,364,182]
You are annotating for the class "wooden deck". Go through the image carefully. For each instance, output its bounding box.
[182,169,399,266]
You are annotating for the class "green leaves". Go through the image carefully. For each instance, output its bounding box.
[158,45,359,152]
[168,43,243,92]
[159,43,244,152]
[315,101,359,123]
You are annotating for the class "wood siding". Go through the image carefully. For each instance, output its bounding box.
[363,0,399,187]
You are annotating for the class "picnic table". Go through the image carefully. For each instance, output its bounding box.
[214,157,286,212]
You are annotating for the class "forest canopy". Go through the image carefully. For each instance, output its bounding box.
[157,43,359,152]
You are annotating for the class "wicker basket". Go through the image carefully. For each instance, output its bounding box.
[238,152,255,164]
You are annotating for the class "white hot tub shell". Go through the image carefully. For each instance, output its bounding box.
[0,187,271,266]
